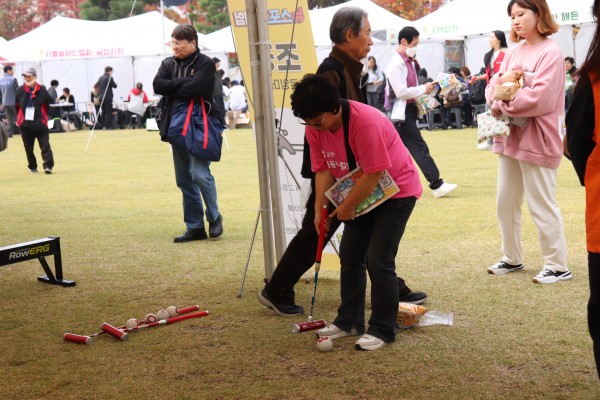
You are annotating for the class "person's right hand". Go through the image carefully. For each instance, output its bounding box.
[315,215,332,235]
[424,82,435,94]
[490,108,502,118]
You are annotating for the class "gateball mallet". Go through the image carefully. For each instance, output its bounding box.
[292,205,328,334]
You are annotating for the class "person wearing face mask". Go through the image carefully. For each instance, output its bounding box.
[386,26,458,198]
[15,67,54,174]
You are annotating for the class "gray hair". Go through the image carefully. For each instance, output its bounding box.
[329,7,368,45]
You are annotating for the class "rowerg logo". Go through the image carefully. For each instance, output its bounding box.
[8,244,50,260]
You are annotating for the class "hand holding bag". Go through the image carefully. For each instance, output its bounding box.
[493,77,523,101]
[477,110,510,143]
[183,97,223,161]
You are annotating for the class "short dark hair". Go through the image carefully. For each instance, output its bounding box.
[172,24,198,47]
[3,65,13,73]
[51,79,59,86]
[63,87,70,94]
[291,74,341,120]
[564,56,575,65]
[136,82,143,90]
[329,7,368,45]
[212,57,220,64]
[398,27,420,45]
[105,66,113,73]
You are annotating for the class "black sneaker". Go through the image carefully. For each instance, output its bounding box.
[209,214,223,238]
[44,168,52,174]
[174,228,208,243]
[399,291,427,305]
[257,288,304,317]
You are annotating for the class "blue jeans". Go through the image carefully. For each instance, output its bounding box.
[333,196,417,343]
[172,145,220,230]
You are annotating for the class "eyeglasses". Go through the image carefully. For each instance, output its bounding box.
[169,40,188,47]
[299,113,326,127]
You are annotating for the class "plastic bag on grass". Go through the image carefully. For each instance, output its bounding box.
[396,302,453,329]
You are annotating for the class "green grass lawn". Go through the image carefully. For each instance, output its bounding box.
[0,127,598,399]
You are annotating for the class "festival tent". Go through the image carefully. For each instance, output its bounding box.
[414,0,595,76]
[5,12,226,113]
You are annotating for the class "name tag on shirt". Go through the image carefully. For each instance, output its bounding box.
[25,107,35,121]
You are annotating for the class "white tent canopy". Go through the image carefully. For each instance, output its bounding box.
[309,0,412,46]
[415,0,595,40]
[4,12,226,116]
[6,12,180,62]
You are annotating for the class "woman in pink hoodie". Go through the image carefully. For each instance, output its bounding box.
[484,0,571,284]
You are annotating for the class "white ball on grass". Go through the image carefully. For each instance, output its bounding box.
[166,306,178,318]
[156,309,170,321]
[125,318,139,330]
[316,337,333,352]
[145,313,158,324]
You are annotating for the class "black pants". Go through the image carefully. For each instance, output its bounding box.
[266,179,411,305]
[396,103,443,190]
[100,98,113,129]
[20,122,54,171]
[589,252,600,379]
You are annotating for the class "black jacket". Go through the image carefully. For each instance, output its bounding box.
[97,73,117,101]
[300,48,367,179]
[15,83,53,127]
[566,73,595,186]
[153,48,222,141]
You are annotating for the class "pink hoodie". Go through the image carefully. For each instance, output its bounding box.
[486,38,565,169]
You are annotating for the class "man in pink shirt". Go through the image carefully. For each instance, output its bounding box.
[291,74,422,351]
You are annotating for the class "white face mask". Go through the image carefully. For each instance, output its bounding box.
[405,46,418,58]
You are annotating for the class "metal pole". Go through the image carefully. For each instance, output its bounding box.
[255,0,286,263]
[160,1,167,56]
[245,0,276,278]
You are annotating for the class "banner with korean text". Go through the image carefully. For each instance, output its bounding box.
[227,0,341,270]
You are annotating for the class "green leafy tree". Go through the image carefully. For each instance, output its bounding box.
[196,0,228,34]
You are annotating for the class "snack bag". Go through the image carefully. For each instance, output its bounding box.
[396,303,428,328]
[396,302,454,328]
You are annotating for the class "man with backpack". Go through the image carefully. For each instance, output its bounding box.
[387,26,458,198]
[257,7,427,317]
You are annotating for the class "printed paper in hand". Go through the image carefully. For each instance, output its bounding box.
[435,72,458,95]
[325,167,399,216]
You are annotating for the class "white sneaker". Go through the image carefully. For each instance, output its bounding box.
[532,267,573,284]
[432,182,457,198]
[477,141,493,150]
[355,334,386,351]
[317,324,356,339]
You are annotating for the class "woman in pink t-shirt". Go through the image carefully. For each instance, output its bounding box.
[290,74,422,351]
[485,0,571,284]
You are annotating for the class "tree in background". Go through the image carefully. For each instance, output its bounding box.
[0,0,82,39]
[80,0,149,20]
[196,0,228,34]
[373,0,447,20]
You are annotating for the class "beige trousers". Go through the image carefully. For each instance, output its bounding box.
[496,155,568,271]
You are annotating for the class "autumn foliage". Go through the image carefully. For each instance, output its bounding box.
[372,0,447,21]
